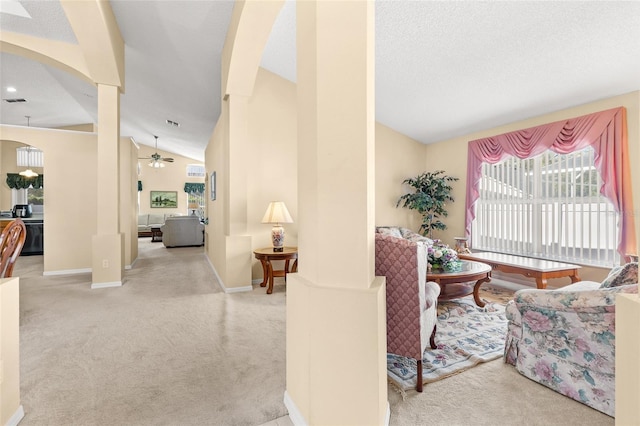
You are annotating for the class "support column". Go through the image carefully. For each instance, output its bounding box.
[92,83,124,288]
[286,1,387,424]
[616,293,640,421]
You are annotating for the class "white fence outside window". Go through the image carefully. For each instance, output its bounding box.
[471,147,619,267]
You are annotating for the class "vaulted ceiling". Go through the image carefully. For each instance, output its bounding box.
[2,1,639,163]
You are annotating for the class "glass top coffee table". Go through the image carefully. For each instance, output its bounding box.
[427,260,492,307]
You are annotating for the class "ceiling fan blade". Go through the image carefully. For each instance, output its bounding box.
[164,158,175,162]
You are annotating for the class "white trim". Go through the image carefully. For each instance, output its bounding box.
[224,285,253,293]
[204,254,252,293]
[251,278,263,285]
[43,268,91,276]
[284,391,307,426]
[5,405,24,426]
[91,281,123,289]
[283,391,388,426]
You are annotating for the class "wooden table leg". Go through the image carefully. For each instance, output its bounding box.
[259,259,268,288]
[292,259,298,273]
[266,260,274,294]
[535,277,548,289]
[284,259,290,283]
[472,275,491,307]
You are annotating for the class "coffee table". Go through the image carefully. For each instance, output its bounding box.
[427,260,492,307]
[150,227,163,243]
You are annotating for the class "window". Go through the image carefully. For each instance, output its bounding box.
[186,164,205,177]
[186,192,205,217]
[17,146,43,167]
[472,147,619,267]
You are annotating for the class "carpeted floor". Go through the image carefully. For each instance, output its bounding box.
[16,240,288,426]
[13,243,613,426]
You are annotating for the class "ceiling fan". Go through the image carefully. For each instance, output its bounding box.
[139,136,174,168]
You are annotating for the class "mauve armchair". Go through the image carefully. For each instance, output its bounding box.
[375,232,441,392]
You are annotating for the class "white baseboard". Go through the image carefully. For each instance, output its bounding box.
[224,285,253,293]
[251,278,263,285]
[283,391,390,426]
[6,405,24,426]
[91,281,123,289]
[284,391,307,426]
[204,254,252,293]
[43,268,91,276]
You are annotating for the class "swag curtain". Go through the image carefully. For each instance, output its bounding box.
[183,183,205,194]
[6,173,43,189]
[465,107,636,258]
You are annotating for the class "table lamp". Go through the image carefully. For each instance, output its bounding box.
[188,203,199,216]
[261,201,293,252]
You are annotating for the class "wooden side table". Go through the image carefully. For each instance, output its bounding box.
[253,247,298,294]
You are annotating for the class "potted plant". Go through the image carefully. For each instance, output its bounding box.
[396,170,459,239]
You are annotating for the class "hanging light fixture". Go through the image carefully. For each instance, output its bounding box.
[19,116,39,178]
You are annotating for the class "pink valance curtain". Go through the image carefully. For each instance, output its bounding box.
[465,107,637,258]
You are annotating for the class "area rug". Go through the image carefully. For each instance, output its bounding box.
[387,284,514,393]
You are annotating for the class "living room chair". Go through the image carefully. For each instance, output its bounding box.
[0,219,27,278]
[375,232,441,392]
[504,262,638,417]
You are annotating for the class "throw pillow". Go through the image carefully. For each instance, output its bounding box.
[600,262,638,288]
[375,226,403,239]
[399,228,434,245]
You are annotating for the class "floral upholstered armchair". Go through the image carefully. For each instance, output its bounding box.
[375,228,441,392]
[504,262,638,417]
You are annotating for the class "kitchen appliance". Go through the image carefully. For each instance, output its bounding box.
[12,204,32,218]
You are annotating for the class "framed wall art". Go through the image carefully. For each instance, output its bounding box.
[211,171,217,201]
[150,190,178,208]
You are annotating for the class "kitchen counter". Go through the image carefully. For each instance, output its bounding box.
[0,215,44,255]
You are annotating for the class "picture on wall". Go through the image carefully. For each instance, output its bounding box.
[211,171,216,201]
[150,191,178,208]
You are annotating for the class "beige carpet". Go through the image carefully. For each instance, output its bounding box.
[14,241,613,425]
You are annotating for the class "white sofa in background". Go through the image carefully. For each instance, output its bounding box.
[138,213,184,237]
[160,216,204,247]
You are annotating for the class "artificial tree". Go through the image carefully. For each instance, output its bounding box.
[396,170,459,238]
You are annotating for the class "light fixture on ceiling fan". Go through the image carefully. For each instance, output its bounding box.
[138,135,175,168]
[19,115,38,178]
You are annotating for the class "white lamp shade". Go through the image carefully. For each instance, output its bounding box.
[261,201,293,224]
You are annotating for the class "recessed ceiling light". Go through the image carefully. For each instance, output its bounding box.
[6,87,17,93]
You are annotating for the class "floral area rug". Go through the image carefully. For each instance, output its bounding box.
[387,284,514,393]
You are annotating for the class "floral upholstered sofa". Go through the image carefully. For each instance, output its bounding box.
[504,262,638,417]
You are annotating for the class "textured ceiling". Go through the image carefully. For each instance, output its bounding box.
[261,0,640,145]
[1,1,640,163]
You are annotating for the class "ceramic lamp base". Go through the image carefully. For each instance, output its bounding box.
[271,224,285,252]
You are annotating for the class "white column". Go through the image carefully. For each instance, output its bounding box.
[92,83,124,288]
[286,1,387,424]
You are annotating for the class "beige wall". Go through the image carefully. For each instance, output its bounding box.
[247,68,298,279]
[375,122,427,231]
[137,144,204,217]
[425,91,640,283]
[209,67,431,283]
[0,126,141,273]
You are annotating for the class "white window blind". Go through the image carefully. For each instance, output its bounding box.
[17,147,44,167]
[186,164,205,177]
[472,147,619,267]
